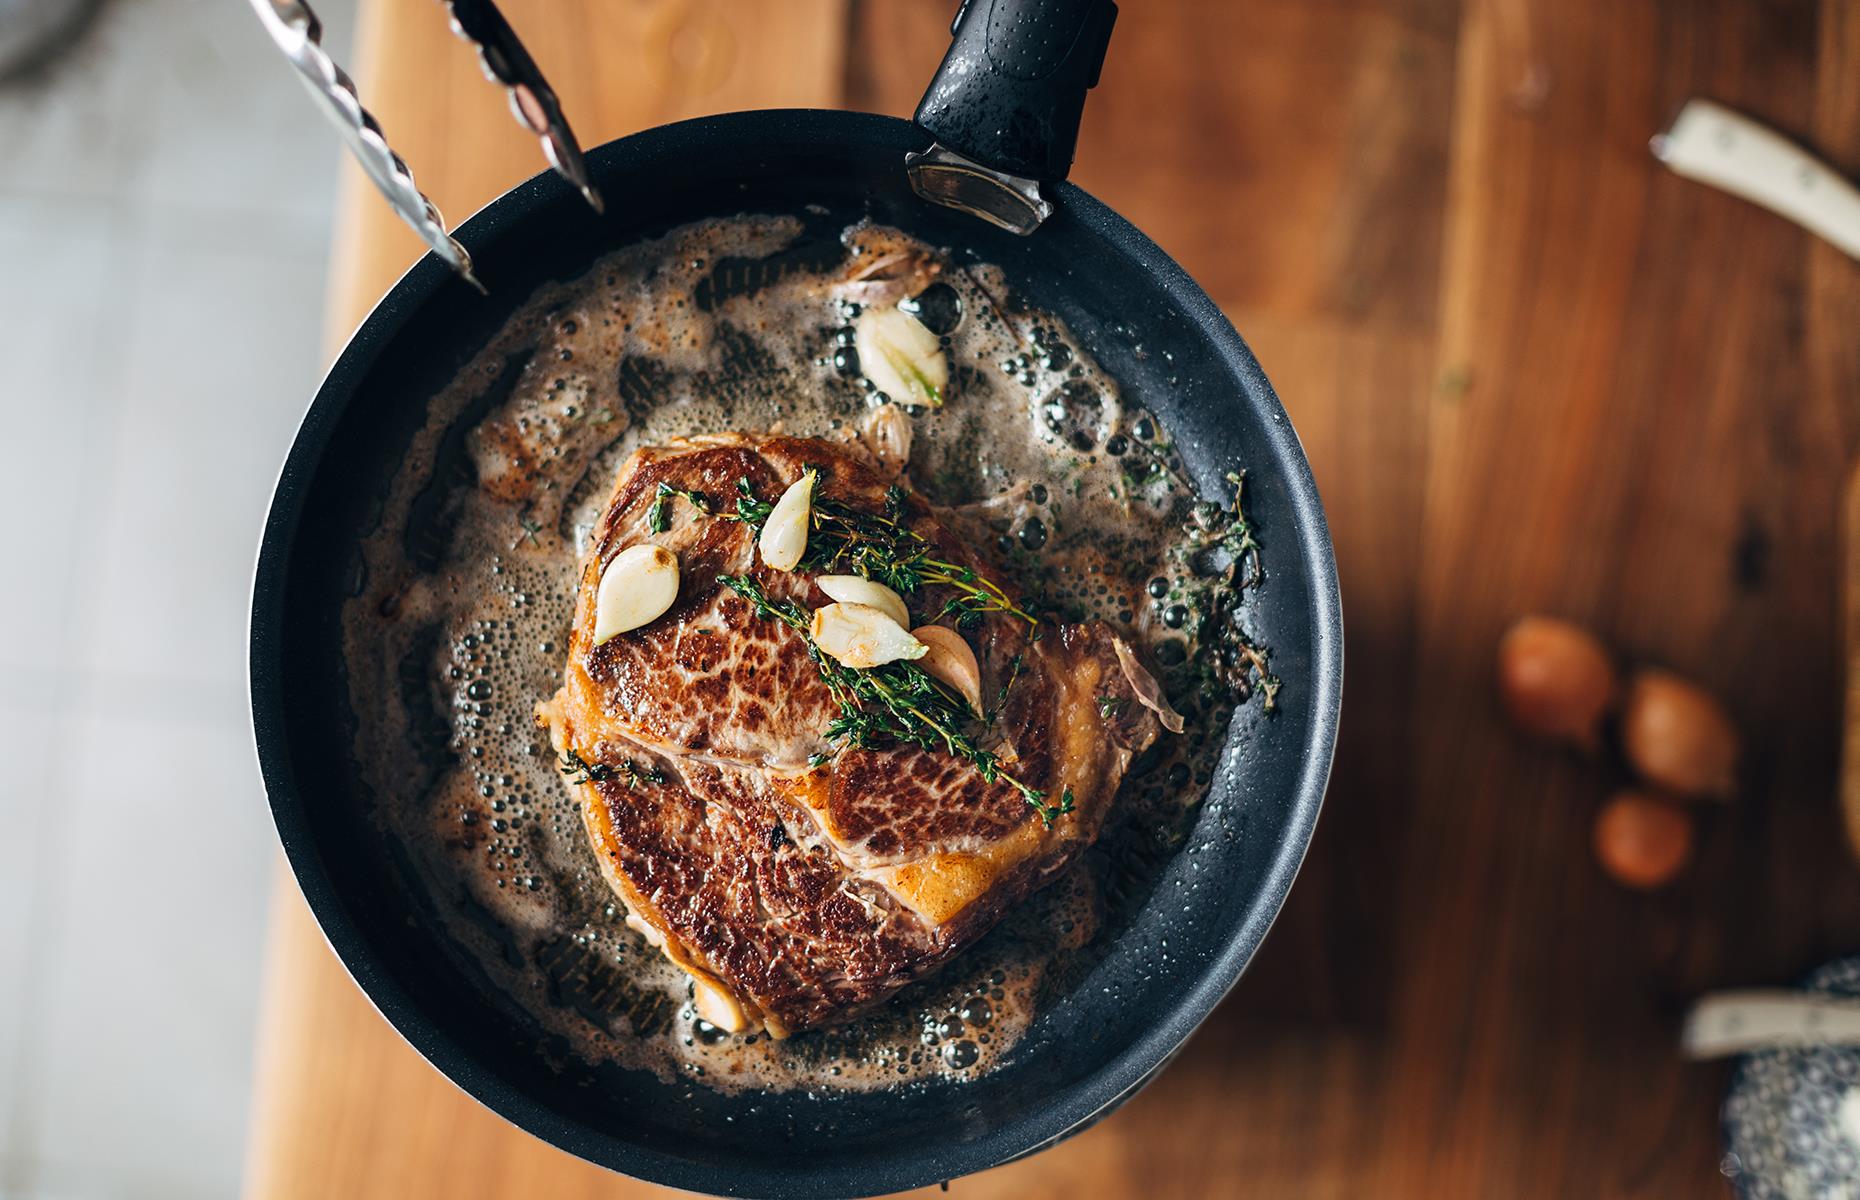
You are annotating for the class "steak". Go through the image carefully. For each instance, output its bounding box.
[538,432,1164,1036]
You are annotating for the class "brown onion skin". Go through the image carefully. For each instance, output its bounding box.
[1621,669,1738,800]
[1593,792,1695,889]
[1496,616,1618,752]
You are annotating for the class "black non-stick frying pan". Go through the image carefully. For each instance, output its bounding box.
[250,2,1342,1196]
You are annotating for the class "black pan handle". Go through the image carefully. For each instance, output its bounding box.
[907,0,1118,233]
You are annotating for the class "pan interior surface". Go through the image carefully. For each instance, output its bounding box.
[252,110,1338,1199]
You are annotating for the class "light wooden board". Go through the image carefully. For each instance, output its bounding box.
[248,1,1860,1196]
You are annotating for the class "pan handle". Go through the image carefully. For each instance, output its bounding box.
[907,0,1117,234]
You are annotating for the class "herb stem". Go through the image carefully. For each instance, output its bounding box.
[718,572,1069,825]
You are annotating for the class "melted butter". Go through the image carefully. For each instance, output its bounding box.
[338,214,1264,1095]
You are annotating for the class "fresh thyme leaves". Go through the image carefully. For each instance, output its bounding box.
[1171,470,1279,713]
[988,652,1025,728]
[1097,694,1129,719]
[557,749,604,784]
[558,749,666,789]
[717,572,1070,826]
[713,475,1035,628]
[518,515,543,547]
[643,476,768,536]
[803,484,1036,628]
[1029,787,1076,826]
[716,571,809,627]
[589,407,617,424]
[1120,460,1165,492]
[1221,471,1263,590]
[616,760,668,789]
[646,482,712,534]
[729,476,774,526]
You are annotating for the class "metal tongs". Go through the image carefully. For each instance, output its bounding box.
[248,0,603,291]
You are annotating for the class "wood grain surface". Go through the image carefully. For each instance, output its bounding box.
[247,1,1860,1196]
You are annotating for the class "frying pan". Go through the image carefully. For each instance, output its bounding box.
[250,2,1342,1196]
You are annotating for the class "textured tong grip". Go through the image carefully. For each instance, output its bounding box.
[442,0,603,214]
[248,0,481,289]
[914,0,1117,182]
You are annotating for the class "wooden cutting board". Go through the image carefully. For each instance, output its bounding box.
[245,2,1860,1197]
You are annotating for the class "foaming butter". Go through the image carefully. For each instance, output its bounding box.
[340,214,1263,1093]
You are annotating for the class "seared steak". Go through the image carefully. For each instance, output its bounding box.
[539,433,1162,1036]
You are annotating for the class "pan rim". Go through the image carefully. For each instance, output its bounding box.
[249,107,1342,1199]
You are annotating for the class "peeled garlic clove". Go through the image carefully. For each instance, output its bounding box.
[810,602,926,668]
[593,544,680,644]
[855,306,947,407]
[911,625,982,714]
[758,468,815,572]
[816,575,910,629]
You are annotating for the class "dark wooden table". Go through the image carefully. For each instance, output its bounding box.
[245,2,1860,1195]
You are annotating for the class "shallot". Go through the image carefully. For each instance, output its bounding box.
[1593,791,1694,889]
[1496,616,1617,752]
[1621,669,1738,799]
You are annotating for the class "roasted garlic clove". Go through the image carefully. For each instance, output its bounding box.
[811,602,926,668]
[910,625,983,714]
[690,972,751,1033]
[855,306,947,407]
[593,544,680,644]
[758,468,816,572]
[816,575,910,629]
[861,402,913,478]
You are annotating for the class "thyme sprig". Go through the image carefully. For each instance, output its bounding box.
[669,472,1035,628]
[738,478,1035,628]
[717,572,1072,826]
[646,482,712,533]
[559,749,666,790]
[811,485,1037,628]
[1172,470,1279,712]
[729,476,774,525]
[1221,471,1264,590]
[987,652,1025,729]
[643,477,772,535]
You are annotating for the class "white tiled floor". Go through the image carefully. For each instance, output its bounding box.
[0,0,354,1194]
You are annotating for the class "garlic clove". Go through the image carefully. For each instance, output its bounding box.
[861,401,913,478]
[593,544,680,644]
[910,625,983,714]
[758,468,816,572]
[855,306,948,407]
[816,575,910,629]
[810,602,926,668]
[690,972,751,1033]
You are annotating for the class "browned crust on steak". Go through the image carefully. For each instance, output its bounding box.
[541,433,1161,1035]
